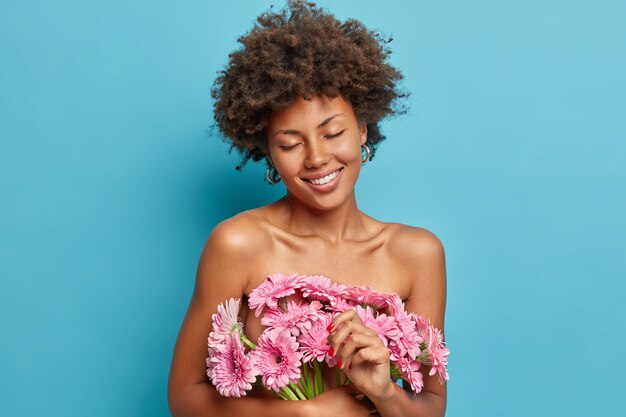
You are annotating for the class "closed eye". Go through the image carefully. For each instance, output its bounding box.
[325,130,345,139]
[280,143,300,151]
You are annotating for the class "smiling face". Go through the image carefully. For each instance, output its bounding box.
[266,94,367,211]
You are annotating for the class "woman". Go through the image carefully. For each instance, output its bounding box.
[168,1,447,416]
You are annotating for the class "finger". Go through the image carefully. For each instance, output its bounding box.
[329,320,376,347]
[328,321,371,365]
[327,309,380,342]
[337,334,383,368]
[327,319,352,346]
[348,346,390,368]
[328,308,361,331]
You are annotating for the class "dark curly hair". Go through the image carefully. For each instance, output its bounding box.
[211,0,408,170]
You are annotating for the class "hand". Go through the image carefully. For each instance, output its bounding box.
[327,309,394,402]
[304,385,378,417]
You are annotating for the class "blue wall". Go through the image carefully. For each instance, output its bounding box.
[1,1,624,415]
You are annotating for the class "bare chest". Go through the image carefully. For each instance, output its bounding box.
[240,236,413,343]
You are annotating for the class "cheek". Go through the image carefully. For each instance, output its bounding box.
[327,129,358,154]
[273,154,306,182]
[336,140,362,162]
[275,160,299,178]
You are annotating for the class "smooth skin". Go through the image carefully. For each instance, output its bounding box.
[168,94,447,417]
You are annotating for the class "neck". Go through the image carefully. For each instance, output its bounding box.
[280,192,368,243]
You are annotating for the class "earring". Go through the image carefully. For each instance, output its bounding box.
[266,165,281,184]
[361,143,371,163]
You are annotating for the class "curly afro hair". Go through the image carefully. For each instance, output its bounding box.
[211,0,408,170]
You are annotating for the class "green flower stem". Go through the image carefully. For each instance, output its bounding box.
[313,360,324,395]
[311,361,320,397]
[301,378,313,399]
[239,332,257,350]
[335,366,341,387]
[301,365,313,399]
[289,383,307,400]
[279,386,299,401]
[276,391,289,401]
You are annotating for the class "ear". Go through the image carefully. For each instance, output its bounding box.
[359,121,368,145]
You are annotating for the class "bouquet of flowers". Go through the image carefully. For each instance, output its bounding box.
[206,273,449,400]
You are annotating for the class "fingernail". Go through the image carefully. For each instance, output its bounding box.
[329,346,334,356]
[348,364,352,370]
[338,359,343,369]
[327,322,335,332]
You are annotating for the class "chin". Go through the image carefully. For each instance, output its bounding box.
[288,188,356,212]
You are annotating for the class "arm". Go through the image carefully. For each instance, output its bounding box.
[372,227,448,417]
[167,218,307,417]
[327,227,448,417]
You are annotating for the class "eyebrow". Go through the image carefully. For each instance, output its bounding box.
[271,113,345,138]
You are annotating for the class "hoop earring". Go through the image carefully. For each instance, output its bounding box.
[266,165,281,184]
[361,143,371,163]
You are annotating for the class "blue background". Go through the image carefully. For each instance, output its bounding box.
[1,0,625,415]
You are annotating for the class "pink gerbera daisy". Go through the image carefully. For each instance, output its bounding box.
[208,298,243,348]
[388,342,404,362]
[346,286,392,310]
[354,305,401,346]
[327,296,357,314]
[207,332,257,397]
[412,313,432,339]
[248,273,304,317]
[385,294,405,316]
[386,296,423,359]
[411,313,449,384]
[261,300,324,336]
[426,326,450,384]
[297,313,337,366]
[394,356,424,395]
[250,329,303,392]
[299,275,348,304]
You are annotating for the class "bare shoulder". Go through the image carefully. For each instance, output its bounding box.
[205,209,272,255]
[196,208,273,294]
[383,223,447,327]
[384,223,445,265]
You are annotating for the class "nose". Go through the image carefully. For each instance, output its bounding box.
[304,139,330,169]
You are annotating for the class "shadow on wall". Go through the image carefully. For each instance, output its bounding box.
[159,132,287,238]
[189,156,285,230]
[139,139,286,417]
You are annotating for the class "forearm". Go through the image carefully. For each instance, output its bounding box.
[370,383,446,417]
[169,382,309,417]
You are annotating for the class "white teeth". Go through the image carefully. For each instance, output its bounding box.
[308,169,340,185]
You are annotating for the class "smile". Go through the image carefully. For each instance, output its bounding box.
[303,168,343,185]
